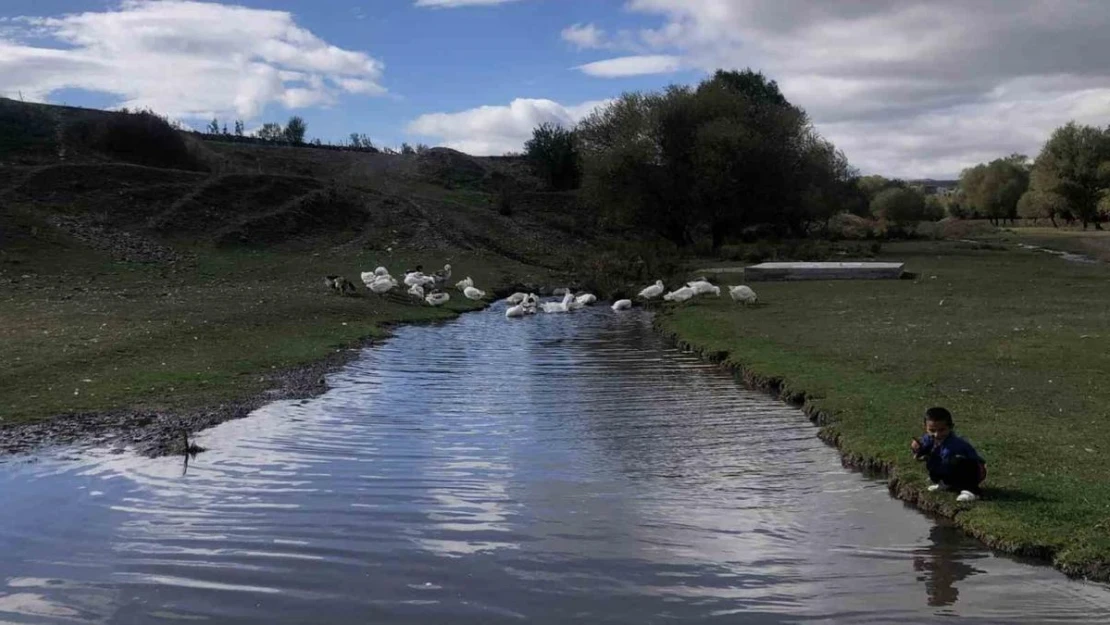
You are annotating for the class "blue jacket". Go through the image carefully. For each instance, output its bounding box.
[917,432,984,475]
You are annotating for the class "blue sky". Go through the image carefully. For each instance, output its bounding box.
[3,0,1110,178]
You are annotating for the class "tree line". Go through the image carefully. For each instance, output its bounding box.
[522,69,951,249]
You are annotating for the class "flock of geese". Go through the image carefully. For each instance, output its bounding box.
[325,263,760,317]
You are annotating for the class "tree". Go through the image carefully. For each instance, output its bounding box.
[871,187,926,234]
[234,120,244,137]
[349,133,374,149]
[257,123,284,142]
[282,116,307,143]
[222,123,228,135]
[206,118,219,134]
[577,68,841,248]
[400,142,415,155]
[923,195,947,221]
[1030,122,1110,229]
[524,122,581,191]
[960,155,1029,225]
[1018,190,1069,227]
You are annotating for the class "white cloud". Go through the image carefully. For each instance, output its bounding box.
[577,54,683,77]
[569,0,1110,177]
[0,0,386,120]
[414,0,521,7]
[407,98,613,155]
[561,23,607,49]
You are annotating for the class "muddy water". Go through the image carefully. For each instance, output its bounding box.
[2,304,1108,623]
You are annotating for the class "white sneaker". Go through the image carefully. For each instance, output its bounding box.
[956,490,979,502]
[927,482,945,492]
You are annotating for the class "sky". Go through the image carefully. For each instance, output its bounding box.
[2,0,1110,179]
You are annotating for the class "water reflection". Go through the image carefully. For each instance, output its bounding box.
[1,302,1109,623]
[913,524,985,607]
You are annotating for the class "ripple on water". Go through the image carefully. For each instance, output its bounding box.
[1,303,1109,624]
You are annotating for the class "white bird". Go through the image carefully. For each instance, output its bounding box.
[611,299,632,311]
[552,287,570,296]
[541,292,575,313]
[663,286,695,302]
[687,279,720,296]
[463,286,485,300]
[432,264,452,288]
[575,293,597,306]
[505,303,527,318]
[506,292,528,305]
[369,277,395,294]
[404,272,427,287]
[360,271,377,287]
[729,285,758,305]
[425,291,450,306]
[408,284,425,299]
[456,277,474,292]
[638,280,665,300]
[374,266,389,277]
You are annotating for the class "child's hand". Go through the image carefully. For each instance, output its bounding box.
[910,438,921,454]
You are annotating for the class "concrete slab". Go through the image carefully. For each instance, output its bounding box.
[741,261,905,281]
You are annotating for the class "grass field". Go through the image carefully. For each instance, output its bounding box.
[0,245,553,424]
[657,236,1110,580]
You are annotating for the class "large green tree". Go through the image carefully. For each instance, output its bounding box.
[283,116,307,144]
[871,186,926,234]
[1029,122,1110,229]
[575,68,850,247]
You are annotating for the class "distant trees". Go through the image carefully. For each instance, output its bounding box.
[1017,190,1069,227]
[571,69,858,248]
[283,116,307,144]
[206,118,219,134]
[959,154,1029,225]
[524,122,581,191]
[234,120,244,136]
[256,123,284,142]
[1027,122,1110,229]
[871,187,927,234]
[349,133,374,149]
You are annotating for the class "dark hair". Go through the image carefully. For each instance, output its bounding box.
[924,407,953,426]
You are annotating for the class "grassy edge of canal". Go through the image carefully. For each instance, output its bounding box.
[653,238,1110,584]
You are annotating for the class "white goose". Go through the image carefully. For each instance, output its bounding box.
[575,293,597,306]
[425,291,450,306]
[463,286,485,301]
[374,266,389,277]
[687,279,720,296]
[505,303,527,318]
[541,292,575,313]
[456,277,474,292]
[729,285,758,305]
[408,283,425,299]
[663,286,695,302]
[638,280,665,300]
[369,277,395,294]
[506,292,528,305]
[611,299,632,311]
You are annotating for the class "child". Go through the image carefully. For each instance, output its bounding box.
[910,407,986,502]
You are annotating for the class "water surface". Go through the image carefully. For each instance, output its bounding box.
[2,304,1108,623]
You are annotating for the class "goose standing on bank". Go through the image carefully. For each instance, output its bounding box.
[729,285,758,305]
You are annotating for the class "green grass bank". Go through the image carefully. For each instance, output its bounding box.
[655,237,1110,581]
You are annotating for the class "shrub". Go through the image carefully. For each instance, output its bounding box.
[67,109,205,171]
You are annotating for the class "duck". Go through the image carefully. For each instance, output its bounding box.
[638,280,665,300]
[729,285,758,305]
[611,299,632,311]
[425,291,450,306]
